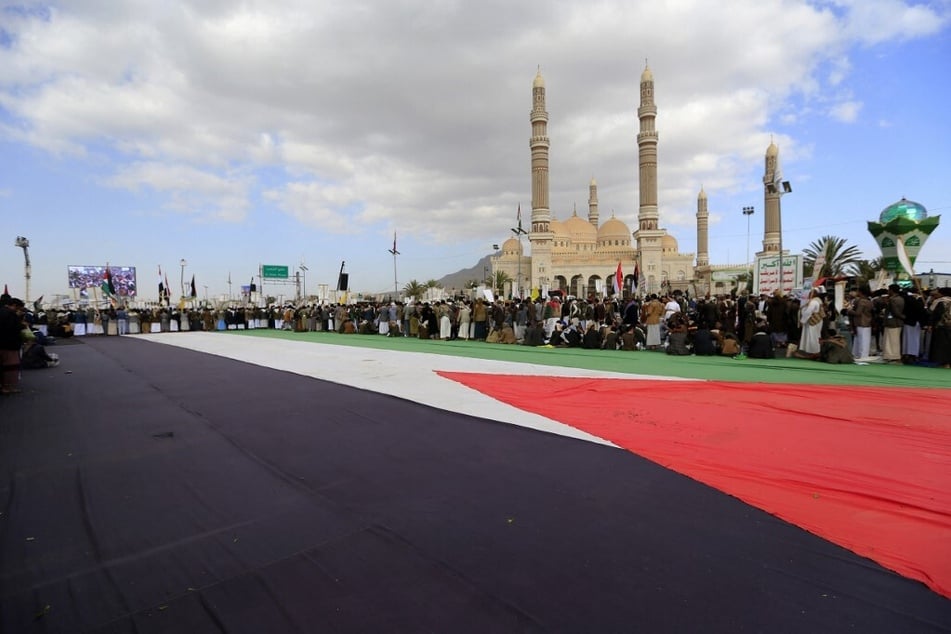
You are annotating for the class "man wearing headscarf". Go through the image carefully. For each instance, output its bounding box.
[797,288,824,358]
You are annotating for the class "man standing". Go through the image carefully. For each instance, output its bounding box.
[642,294,664,350]
[797,288,824,359]
[765,290,789,349]
[901,289,925,364]
[848,286,874,360]
[877,284,905,364]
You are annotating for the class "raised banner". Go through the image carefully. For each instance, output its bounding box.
[754,254,802,296]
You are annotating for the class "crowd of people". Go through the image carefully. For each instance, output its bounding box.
[3,282,949,397]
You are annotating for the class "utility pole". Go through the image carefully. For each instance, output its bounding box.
[742,207,754,291]
[15,236,31,303]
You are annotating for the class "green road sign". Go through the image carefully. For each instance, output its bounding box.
[261,265,289,279]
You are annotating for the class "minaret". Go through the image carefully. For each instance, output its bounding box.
[588,177,599,227]
[529,68,553,290]
[696,187,709,268]
[637,64,659,233]
[761,140,782,255]
[633,63,664,294]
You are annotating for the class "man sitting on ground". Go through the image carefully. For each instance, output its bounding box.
[747,320,774,359]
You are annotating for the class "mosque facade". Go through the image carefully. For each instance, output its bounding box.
[492,65,790,299]
[492,65,696,299]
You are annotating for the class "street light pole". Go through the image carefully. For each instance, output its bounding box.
[15,236,31,303]
[742,206,755,291]
[777,181,791,294]
[179,258,187,299]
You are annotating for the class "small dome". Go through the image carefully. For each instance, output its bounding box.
[563,213,597,243]
[533,69,545,89]
[598,217,631,243]
[549,218,568,239]
[766,140,779,157]
[698,187,707,200]
[641,65,653,82]
[661,234,678,252]
[879,198,927,223]
[501,237,522,256]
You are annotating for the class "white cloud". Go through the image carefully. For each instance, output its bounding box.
[829,100,863,122]
[0,0,947,246]
[830,0,950,43]
[106,162,252,222]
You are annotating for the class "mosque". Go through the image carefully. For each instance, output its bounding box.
[492,65,784,299]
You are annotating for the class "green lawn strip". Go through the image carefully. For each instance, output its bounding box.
[221,329,951,389]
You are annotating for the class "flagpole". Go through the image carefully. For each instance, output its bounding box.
[388,232,400,299]
[511,204,527,299]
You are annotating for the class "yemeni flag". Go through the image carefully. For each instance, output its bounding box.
[612,261,623,295]
[190,274,197,298]
[3,283,7,296]
[165,272,172,302]
[632,263,640,293]
[158,266,166,303]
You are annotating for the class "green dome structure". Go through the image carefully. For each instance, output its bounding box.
[879,198,928,224]
[868,198,940,276]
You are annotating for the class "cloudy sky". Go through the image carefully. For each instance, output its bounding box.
[1,0,949,302]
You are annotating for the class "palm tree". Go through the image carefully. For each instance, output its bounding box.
[848,257,884,281]
[802,235,863,278]
[493,270,512,295]
[402,280,425,301]
[424,279,442,301]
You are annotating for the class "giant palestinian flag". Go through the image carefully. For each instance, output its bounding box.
[4,331,949,631]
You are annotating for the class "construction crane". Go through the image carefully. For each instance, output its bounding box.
[15,235,31,303]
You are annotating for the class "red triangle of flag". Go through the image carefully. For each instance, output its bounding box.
[439,372,951,598]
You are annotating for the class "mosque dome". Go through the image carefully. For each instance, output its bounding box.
[597,217,631,246]
[641,65,653,82]
[501,237,522,256]
[698,187,707,200]
[563,213,597,243]
[766,140,779,157]
[549,217,567,239]
[879,198,927,223]
[661,234,679,252]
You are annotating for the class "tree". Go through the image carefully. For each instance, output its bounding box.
[848,257,884,281]
[493,270,512,295]
[424,279,442,301]
[802,235,863,278]
[402,280,425,301]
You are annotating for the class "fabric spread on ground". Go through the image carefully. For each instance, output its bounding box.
[439,372,951,599]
